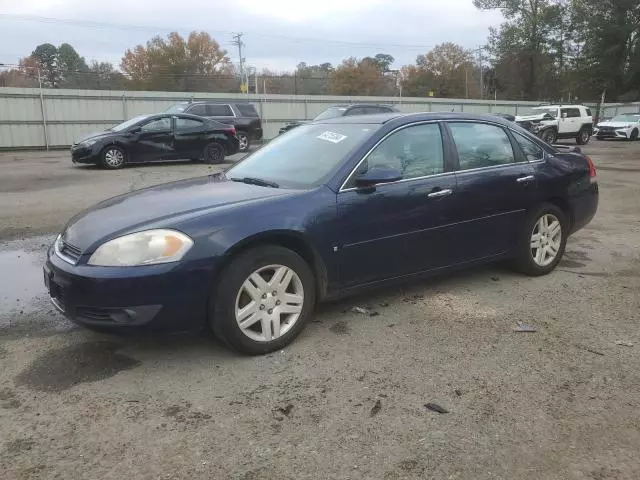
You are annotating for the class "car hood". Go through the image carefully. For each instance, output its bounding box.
[62,174,295,252]
[596,121,633,128]
[515,113,554,122]
[74,130,114,144]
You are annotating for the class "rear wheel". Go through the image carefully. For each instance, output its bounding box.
[210,246,316,355]
[576,128,591,145]
[236,131,250,153]
[513,203,567,276]
[101,146,126,169]
[540,129,557,144]
[204,142,225,164]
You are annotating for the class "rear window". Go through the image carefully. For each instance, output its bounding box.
[235,103,259,117]
[207,104,234,116]
[586,108,592,117]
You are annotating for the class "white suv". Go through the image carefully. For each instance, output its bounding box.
[516,105,594,145]
[594,113,640,141]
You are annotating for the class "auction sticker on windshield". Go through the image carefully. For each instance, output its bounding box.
[318,131,348,143]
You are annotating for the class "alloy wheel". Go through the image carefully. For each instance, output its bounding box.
[237,133,249,151]
[206,143,224,163]
[235,264,304,342]
[104,148,124,167]
[530,214,562,267]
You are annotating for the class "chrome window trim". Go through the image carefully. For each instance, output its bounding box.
[339,120,445,192]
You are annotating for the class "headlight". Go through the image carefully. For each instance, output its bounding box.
[80,139,98,147]
[88,229,194,266]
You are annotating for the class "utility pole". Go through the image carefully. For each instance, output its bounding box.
[477,46,483,100]
[232,33,245,93]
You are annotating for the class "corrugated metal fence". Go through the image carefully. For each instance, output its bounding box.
[2,86,640,149]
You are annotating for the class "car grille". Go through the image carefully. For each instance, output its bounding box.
[599,126,615,132]
[76,307,114,322]
[58,240,83,263]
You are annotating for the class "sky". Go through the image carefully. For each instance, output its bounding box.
[0,0,504,72]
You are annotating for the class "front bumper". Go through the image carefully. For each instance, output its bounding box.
[44,249,215,332]
[71,144,102,164]
[594,128,629,139]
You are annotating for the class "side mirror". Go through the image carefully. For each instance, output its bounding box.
[354,167,402,188]
[129,126,142,134]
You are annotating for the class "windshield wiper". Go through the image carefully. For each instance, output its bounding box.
[230,177,280,188]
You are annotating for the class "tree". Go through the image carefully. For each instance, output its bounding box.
[31,43,58,87]
[474,0,565,100]
[362,53,395,73]
[121,31,233,92]
[329,57,385,95]
[295,62,333,94]
[401,43,477,98]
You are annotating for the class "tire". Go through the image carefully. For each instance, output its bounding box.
[576,128,591,145]
[203,142,225,164]
[540,129,557,144]
[236,131,250,153]
[100,146,126,169]
[630,129,638,141]
[210,245,316,355]
[513,203,567,276]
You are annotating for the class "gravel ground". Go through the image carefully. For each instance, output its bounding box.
[1,141,640,480]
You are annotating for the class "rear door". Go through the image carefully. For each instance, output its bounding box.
[444,121,537,261]
[337,122,460,287]
[173,116,209,159]
[130,116,175,161]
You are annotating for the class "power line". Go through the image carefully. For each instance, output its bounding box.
[0,13,437,50]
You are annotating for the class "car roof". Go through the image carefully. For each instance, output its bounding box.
[533,105,589,109]
[146,112,215,121]
[314,111,515,126]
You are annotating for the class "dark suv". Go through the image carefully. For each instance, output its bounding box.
[279,103,400,135]
[167,102,262,152]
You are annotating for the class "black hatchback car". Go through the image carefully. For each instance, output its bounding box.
[278,103,400,134]
[71,113,240,168]
[48,112,597,355]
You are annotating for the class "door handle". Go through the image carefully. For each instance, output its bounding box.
[427,188,453,198]
[516,175,535,183]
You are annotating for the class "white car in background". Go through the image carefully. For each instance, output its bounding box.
[594,113,640,141]
[515,105,593,145]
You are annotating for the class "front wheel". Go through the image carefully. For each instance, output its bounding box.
[513,203,567,276]
[210,246,316,355]
[540,129,557,144]
[204,142,225,164]
[101,146,126,169]
[630,129,638,141]
[236,131,250,153]
[576,128,591,145]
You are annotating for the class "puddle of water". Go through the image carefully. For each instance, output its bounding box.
[0,235,72,333]
[14,341,140,392]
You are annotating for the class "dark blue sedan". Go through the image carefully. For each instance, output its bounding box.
[44,112,598,354]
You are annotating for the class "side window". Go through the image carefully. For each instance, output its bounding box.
[586,108,593,117]
[207,104,233,116]
[235,103,259,117]
[349,123,444,186]
[175,118,204,130]
[187,104,208,116]
[140,117,171,132]
[448,122,515,170]
[513,132,544,162]
[568,108,581,118]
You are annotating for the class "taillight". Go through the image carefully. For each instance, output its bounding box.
[226,127,236,136]
[586,155,597,182]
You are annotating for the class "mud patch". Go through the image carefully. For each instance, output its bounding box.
[0,388,22,409]
[565,250,591,261]
[560,259,586,269]
[330,321,350,335]
[3,438,36,454]
[15,341,140,392]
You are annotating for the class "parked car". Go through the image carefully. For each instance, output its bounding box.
[166,102,262,152]
[515,105,593,144]
[593,113,640,140]
[278,103,400,135]
[71,113,239,169]
[46,112,598,354]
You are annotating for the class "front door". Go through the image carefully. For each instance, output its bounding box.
[336,122,459,288]
[130,116,175,161]
[559,107,581,136]
[444,121,538,262]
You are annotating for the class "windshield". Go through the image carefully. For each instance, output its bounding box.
[226,123,378,189]
[313,107,348,121]
[166,104,188,113]
[110,115,151,132]
[526,108,557,118]
[611,114,640,123]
